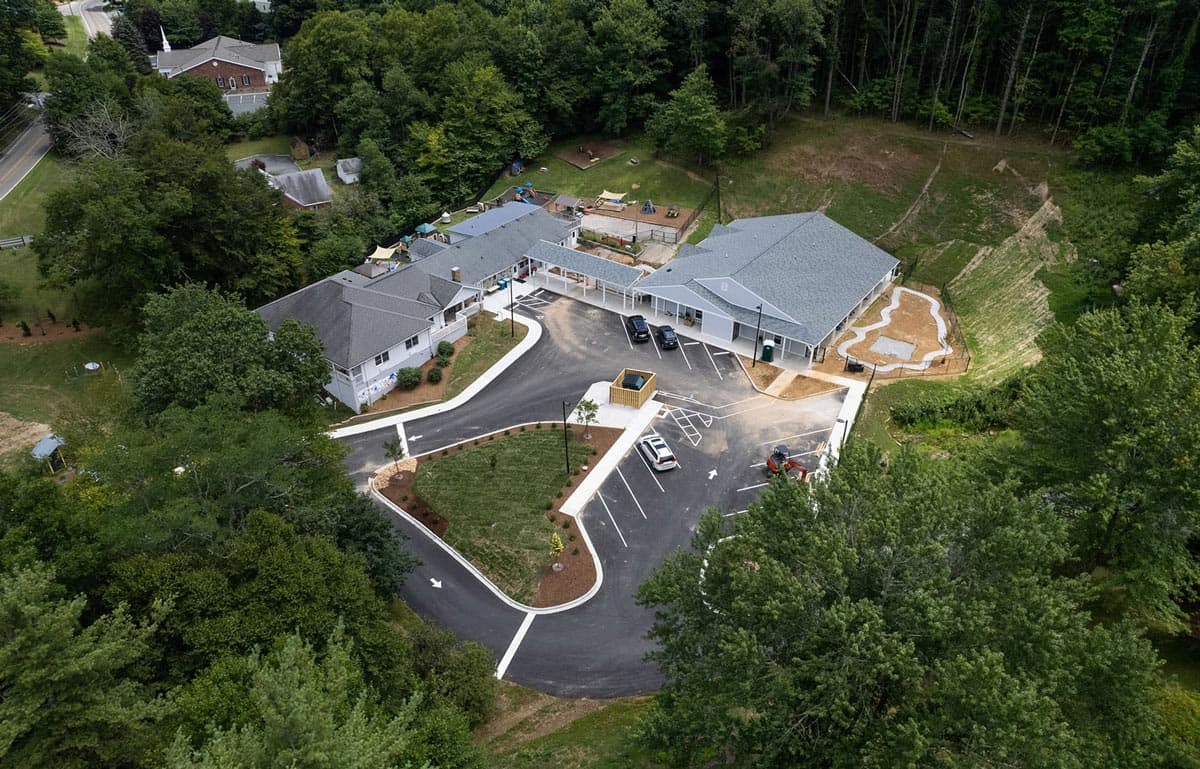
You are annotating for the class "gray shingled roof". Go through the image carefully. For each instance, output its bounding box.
[408,238,448,260]
[447,202,539,239]
[637,213,898,346]
[257,265,456,369]
[156,36,280,75]
[527,241,644,287]
[336,157,362,175]
[414,208,573,286]
[271,169,332,208]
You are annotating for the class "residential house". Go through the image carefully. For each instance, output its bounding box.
[152,35,282,94]
[257,262,480,410]
[634,213,899,363]
[270,169,333,210]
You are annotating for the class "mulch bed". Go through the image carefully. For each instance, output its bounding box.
[361,334,473,413]
[554,140,624,170]
[0,320,101,344]
[377,424,625,608]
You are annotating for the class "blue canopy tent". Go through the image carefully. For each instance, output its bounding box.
[414,222,438,235]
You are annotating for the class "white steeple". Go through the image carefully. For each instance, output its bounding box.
[159,26,171,53]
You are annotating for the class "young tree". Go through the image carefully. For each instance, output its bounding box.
[1016,302,1200,631]
[573,398,599,440]
[384,437,406,474]
[647,64,726,165]
[637,444,1168,767]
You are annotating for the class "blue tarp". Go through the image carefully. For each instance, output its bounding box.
[31,433,63,459]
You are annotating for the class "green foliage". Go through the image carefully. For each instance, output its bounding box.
[890,372,1025,432]
[131,285,327,415]
[1158,685,1200,768]
[638,445,1169,768]
[0,563,163,768]
[1074,125,1134,168]
[591,0,667,135]
[397,367,422,390]
[426,366,442,384]
[1016,302,1200,631]
[436,340,455,358]
[647,64,725,165]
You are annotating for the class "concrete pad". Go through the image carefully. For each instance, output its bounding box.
[870,335,916,359]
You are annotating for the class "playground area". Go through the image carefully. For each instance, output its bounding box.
[554,140,625,170]
[832,286,967,375]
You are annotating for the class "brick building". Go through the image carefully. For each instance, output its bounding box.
[152,35,282,94]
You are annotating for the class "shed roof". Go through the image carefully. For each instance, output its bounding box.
[447,202,539,239]
[527,241,644,288]
[336,157,362,175]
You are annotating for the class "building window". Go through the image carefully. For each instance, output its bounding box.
[241,74,250,86]
[216,76,225,88]
[404,334,419,350]
[333,364,349,376]
[374,351,390,366]
[694,309,704,320]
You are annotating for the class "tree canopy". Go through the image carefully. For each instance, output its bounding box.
[638,445,1168,768]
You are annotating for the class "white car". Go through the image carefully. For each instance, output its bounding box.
[637,435,678,471]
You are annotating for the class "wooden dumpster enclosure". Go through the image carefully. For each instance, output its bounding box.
[609,368,656,408]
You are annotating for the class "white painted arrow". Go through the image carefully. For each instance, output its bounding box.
[430,578,442,589]
[708,469,718,480]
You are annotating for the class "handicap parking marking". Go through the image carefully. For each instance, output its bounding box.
[596,492,628,548]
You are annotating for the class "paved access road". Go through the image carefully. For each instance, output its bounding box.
[0,121,51,204]
[60,0,113,39]
[341,293,847,697]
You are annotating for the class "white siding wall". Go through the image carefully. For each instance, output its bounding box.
[701,312,735,341]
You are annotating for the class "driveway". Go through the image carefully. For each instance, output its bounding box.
[233,154,300,175]
[341,292,847,696]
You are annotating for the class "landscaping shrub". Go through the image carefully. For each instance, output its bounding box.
[565,478,572,487]
[504,429,511,436]
[519,425,526,432]
[18,321,30,337]
[442,449,449,456]
[427,367,443,383]
[437,354,451,368]
[549,515,556,522]
[569,534,575,541]
[890,373,1026,432]
[397,367,422,390]
[437,340,455,358]
[535,422,541,429]
[544,501,553,510]
[572,547,579,556]
[556,491,563,498]
[562,520,571,529]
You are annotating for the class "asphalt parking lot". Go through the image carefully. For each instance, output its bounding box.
[339,291,848,696]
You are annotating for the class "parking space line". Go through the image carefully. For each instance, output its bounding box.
[683,341,701,346]
[597,492,628,547]
[495,612,535,679]
[677,339,693,370]
[616,467,647,519]
[722,509,749,517]
[760,428,829,445]
[701,344,724,380]
[652,338,662,359]
[748,462,765,468]
[636,452,666,493]
[620,317,635,350]
[737,482,769,492]
[712,350,731,356]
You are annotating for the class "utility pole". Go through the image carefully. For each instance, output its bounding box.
[562,400,571,476]
[751,304,763,368]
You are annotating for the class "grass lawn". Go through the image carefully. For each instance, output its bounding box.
[62,16,88,58]
[0,334,132,448]
[225,135,291,161]
[0,247,74,321]
[482,690,659,769]
[412,429,594,604]
[483,136,713,210]
[0,153,73,237]
[443,313,528,400]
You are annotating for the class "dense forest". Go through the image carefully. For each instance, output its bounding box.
[6,0,1200,766]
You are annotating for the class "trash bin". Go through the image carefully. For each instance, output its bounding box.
[761,342,774,362]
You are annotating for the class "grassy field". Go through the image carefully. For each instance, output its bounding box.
[481,687,658,769]
[412,429,593,604]
[225,135,292,161]
[444,313,528,400]
[483,137,713,210]
[0,153,73,237]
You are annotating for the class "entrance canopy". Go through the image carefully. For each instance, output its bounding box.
[527,241,643,288]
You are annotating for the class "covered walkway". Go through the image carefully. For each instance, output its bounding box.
[526,240,646,311]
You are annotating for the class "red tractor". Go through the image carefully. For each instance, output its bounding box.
[765,445,809,481]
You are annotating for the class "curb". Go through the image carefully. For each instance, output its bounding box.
[329,310,542,439]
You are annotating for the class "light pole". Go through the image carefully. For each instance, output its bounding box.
[562,400,571,476]
[835,417,849,449]
[751,303,763,368]
[508,274,515,337]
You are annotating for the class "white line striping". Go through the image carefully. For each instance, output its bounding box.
[621,318,635,349]
[702,344,724,380]
[737,482,769,492]
[677,339,693,370]
[760,428,829,445]
[616,467,647,519]
[722,509,749,517]
[712,350,731,356]
[638,453,666,493]
[495,612,536,679]
[597,492,628,547]
[748,462,766,468]
[683,341,701,346]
